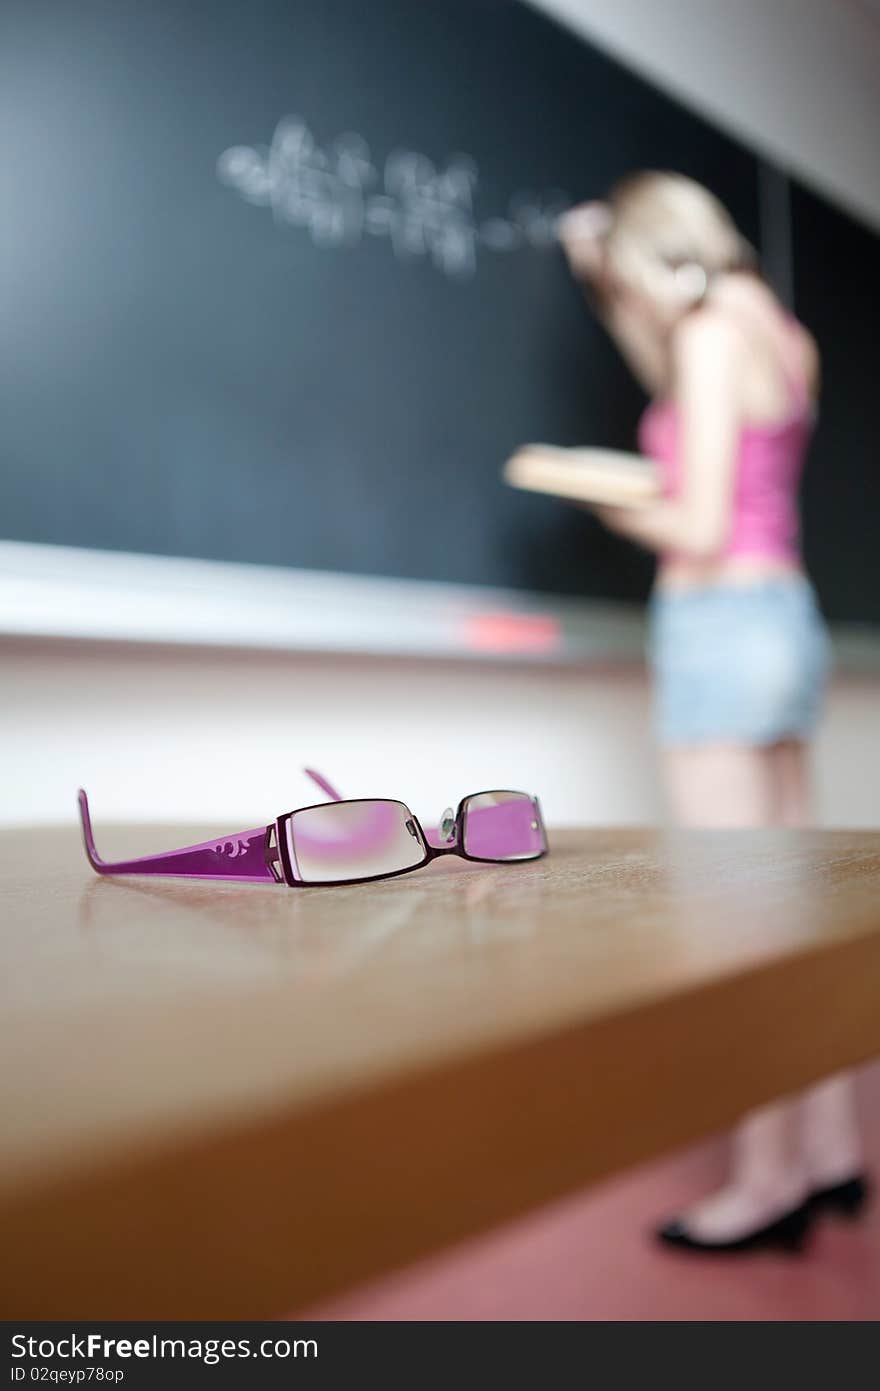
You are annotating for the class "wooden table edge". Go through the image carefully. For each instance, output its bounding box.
[3,926,880,1319]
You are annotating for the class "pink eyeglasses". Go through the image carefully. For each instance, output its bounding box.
[77,769,547,888]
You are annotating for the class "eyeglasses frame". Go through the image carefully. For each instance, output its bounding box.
[274,788,547,889]
[77,776,547,890]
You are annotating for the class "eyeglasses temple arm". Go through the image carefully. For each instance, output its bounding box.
[77,789,279,883]
[304,768,343,802]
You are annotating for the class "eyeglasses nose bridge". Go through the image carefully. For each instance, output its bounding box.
[439,807,456,843]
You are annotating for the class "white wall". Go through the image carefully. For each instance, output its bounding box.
[0,642,659,829]
[528,0,880,233]
[2,639,878,831]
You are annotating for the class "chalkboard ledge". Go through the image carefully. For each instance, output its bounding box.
[1,541,878,673]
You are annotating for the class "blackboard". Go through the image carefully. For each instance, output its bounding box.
[0,0,874,621]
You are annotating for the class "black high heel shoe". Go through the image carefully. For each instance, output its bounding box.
[809,1174,871,1219]
[657,1200,814,1254]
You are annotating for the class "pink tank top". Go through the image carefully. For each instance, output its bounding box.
[638,321,815,564]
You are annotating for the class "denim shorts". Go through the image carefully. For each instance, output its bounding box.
[647,576,832,747]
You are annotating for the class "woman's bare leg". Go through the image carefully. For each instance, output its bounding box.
[662,743,777,828]
[800,1076,864,1187]
[772,737,811,829]
[773,740,864,1188]
[661,743,808,1240]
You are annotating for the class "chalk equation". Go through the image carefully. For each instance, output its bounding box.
[217,117,570,279]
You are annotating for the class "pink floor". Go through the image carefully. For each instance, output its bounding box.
[300,1062,880,1320]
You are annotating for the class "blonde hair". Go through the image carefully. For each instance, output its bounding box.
[602,171,754,307]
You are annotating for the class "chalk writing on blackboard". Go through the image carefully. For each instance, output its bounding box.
[217,118,570,279]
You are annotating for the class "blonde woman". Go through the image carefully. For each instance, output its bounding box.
[557,173,867,1252]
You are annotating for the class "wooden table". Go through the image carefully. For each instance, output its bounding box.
[2,823,880,1318]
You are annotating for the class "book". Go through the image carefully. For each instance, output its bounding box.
[504,445,660,508]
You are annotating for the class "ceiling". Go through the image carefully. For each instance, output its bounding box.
[526,0,880,232]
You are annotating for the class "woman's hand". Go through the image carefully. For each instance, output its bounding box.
[592,503,639,535]
[557,202,611,282]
